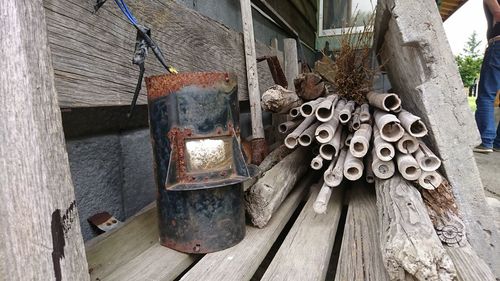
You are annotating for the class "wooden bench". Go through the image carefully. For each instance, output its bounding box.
[85,176,394,281]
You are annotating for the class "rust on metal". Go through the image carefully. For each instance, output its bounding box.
[145,72,237,101]
[257,55,288,88]
[251,138,268,165]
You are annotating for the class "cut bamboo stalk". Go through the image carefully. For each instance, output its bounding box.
[398,109,428,138]
[315,94,338,122]
[278,120,301,134]
[350,106,361,131]
[373,124,395,161]
[373,110,404,142]
[396,153,422,181]
[311,155,324,170]
[298,122,320,146]
[414,143,442,172]
[418,171,443,190]
[300,97,326,117]
[359,103,371,122]
[319,126,343,160]
[315,115,340,144]
[392,105,402,113]
[345,133,353,147]
[289,107,301,119]
[366,91,401,112]
[365,154,375,183]
[371,149,395,179]
[284,115,316,149]
[343,149,364,181]
[261,85,302,113]
[324,148,347,187]
[339,100,355,124]
[313,182,332,214]
[350,123,372,158]
[396,132,419,154]
[335,99,347,116]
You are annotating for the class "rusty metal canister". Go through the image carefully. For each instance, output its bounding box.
[145,72,250,253]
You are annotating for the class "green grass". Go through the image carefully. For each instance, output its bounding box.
[468,96,477,112]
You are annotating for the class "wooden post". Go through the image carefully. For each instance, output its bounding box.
[283,38,299,91]
[0,0,89,280]
[240,0,267,164]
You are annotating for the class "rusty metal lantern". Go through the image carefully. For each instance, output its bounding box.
[145,72,250,253]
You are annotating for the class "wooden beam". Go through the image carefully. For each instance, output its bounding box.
[261,183,344,281]
[240,0,265,144]
[0,0,88,279]
[335,183,390,281]
[43,0,275,107]
[446,244,496,281]
[180,175,311,281]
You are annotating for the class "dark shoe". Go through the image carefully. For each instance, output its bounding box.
[474,145,493,153]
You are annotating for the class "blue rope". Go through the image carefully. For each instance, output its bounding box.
[114,0,137,25]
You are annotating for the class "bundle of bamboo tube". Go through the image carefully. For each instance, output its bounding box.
[279,91,444,214]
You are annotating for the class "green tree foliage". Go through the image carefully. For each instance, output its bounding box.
[455,31,483,87]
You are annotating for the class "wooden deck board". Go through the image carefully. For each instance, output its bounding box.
[260,183,344,281]
[334,183,390,281]
[179,175,315,281]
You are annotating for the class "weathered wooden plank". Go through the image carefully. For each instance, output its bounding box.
[180,174,314,281]
[86,204,161,280]
[446,245,496,281]
[0,0,89,279]
[43,0,275,107]
[375,175,457,281]
[261,182,344,281]
[335,183,390,281]
[104,244,197,281]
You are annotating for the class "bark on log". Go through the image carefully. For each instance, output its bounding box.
[261,85,302,113]
[294,73,325,100]
[243,144,292,191]
[245,147,311,228]
[420,179,467,247]
[375,175,457,281]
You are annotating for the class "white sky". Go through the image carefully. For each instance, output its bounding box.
[443,0,488,55]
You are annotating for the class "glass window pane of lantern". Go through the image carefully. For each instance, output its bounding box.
[184,137,233,172]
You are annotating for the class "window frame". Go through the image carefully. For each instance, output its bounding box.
[318,0,375,37]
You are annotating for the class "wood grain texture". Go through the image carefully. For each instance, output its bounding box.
[335,183,391,281]
[240,0,265,139]
[0,0,88,279]
[180,175,312,281]
[86,203,196,281]
[261,182,344,281]
[245,147,311,228]
[375,175,457,281]
[446,245,496,281]
[43,0,275,107]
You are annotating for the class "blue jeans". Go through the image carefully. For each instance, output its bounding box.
[476,41,500,148]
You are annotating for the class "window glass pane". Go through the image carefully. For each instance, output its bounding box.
[323,0,376,30]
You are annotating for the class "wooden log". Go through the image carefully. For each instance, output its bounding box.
[350,123,372,158]
[415,141,441,172]
[335,183,391,281]
[243,144,292,191]
[43,0,276,107]
[396,153,422,181]
[261,183,344,281]
[396,132,419,154]
[262,85,302,113]
[284,38,299,91]
[245,147,311,228]
[375,175,457,281]
[367,92,401,112]
[294,73,325,100]
[1,1,89,279]
[446,245,496,281]
[398,109,428,138]
[182,175,312,281]
[374,110,405,142]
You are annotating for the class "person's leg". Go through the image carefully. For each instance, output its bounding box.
[475,42,500,148]
[494,120,500,149]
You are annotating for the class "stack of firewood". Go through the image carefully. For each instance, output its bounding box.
[263,85,444,214]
